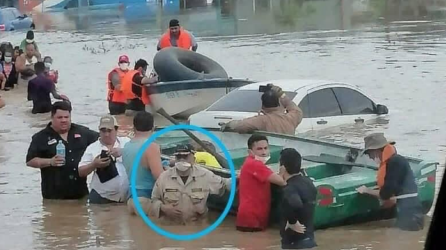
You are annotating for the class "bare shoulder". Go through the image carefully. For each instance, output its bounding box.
[146,142,161,154]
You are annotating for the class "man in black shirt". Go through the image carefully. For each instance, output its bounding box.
[356,133,424,231]
[26,101,99,200]
[279,148,317,249]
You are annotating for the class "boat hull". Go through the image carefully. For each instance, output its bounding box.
[146,78,255,119]
[153,129,438,229]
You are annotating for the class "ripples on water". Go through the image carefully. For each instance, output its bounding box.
[1,1,445,249]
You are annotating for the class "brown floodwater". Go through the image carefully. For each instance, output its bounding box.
[1,0,445,249]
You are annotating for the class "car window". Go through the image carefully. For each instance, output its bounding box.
[1,10,15,22]
[11,9,21,18]
[332,87,376,115]
[207,89,297,112]
[306,88,342,118]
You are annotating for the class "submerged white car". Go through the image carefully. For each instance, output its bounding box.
[188,79,389,134]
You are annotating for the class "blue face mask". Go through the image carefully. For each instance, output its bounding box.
[44,62,52,69]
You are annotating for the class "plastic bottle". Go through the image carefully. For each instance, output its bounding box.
[56,140,66,166]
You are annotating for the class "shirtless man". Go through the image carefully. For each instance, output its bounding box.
[15,43,41,98]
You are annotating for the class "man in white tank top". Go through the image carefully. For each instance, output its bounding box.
[15,43,41,99]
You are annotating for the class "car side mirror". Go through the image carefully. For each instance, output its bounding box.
[376,104,388,115]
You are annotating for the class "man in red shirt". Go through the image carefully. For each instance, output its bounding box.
[236,134,287,232]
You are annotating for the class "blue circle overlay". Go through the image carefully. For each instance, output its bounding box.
[130,124,236,241]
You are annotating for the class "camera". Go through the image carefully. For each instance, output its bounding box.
[259,83,273,93]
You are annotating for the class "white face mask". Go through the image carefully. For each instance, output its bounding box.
[255,155,271,164]
[4,57,12,63]
[44,62,52,69]
[175,161,191,172]
[119,63,129,71]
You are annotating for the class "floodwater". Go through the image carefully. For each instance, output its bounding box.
[0,0,445,249]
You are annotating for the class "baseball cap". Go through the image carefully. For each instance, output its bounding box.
[118,55,129,63]
[99,115,118,130]
[173,144,195,156]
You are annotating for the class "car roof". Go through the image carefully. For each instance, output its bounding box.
[238,79,360,92]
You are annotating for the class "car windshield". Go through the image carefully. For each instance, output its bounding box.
[11,9,21,18]
[207,89,297,112]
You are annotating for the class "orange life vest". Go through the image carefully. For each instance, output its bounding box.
[121,70,151,105]
[121,70,139,100]
[377,144,397,208]
[159,28,192,50]
[107,68,127,104]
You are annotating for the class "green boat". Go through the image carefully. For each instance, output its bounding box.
[153,128,438,229]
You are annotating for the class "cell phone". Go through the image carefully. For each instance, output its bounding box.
[100,150,109,159]
[259,83,273,93]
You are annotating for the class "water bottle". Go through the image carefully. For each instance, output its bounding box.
[56,140,66,166]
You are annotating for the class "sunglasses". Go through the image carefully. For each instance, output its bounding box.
[100,128,113,133]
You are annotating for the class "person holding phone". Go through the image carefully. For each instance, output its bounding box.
[220,84,303,135]
[78,115,130,204]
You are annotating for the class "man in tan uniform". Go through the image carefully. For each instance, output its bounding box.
[150,144,231,224]
[220,84,303,135]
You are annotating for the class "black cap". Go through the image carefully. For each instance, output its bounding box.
[169,19,180,28]
[26,30,34,40]
[174,144,195,156]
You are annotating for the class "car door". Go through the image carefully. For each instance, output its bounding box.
[11,8,29,30]
[7,9,23,30]
[303,87,345,130]
[331,87,377,125]
[2,9,16,30]
[295,95,313,133]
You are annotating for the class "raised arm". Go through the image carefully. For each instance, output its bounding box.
[225,115,265,134]
[279,95,303,128]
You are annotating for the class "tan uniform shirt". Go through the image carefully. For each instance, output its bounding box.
[150,164,231,224]
[227,95,303,135]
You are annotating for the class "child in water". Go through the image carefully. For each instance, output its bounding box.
[43,56,58,84]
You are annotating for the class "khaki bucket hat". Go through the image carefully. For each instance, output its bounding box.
[362,133,395,155]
